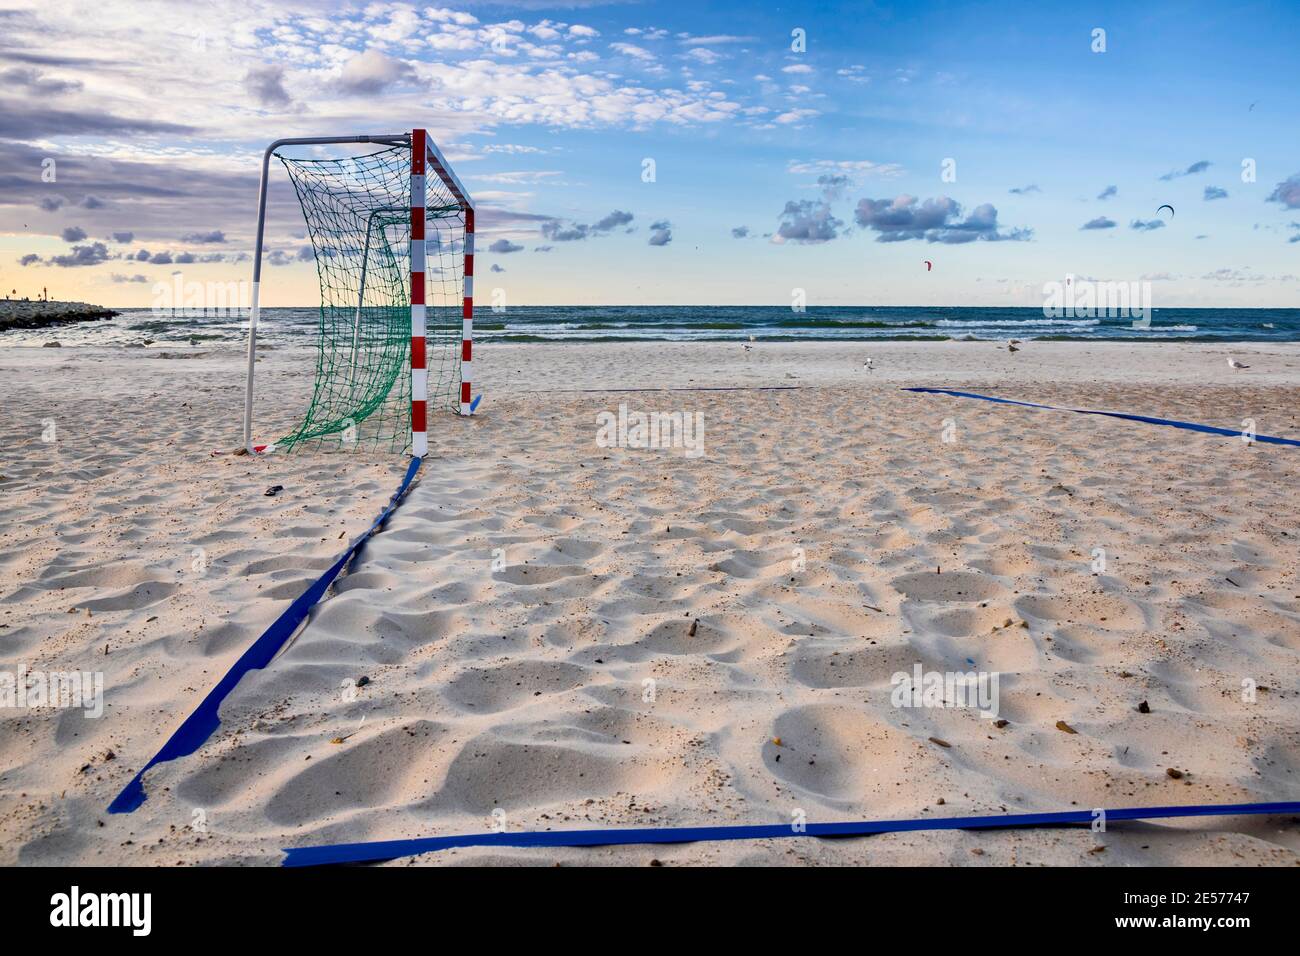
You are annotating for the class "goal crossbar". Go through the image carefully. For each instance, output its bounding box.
[242,130,475,457]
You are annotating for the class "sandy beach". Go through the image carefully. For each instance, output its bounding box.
[1,339,1298,866]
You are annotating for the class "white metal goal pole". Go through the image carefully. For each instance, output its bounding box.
[242,134,408,454]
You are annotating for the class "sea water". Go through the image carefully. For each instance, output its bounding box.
[4,305,1298,348]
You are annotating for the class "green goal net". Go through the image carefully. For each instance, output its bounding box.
[271,145,465,453]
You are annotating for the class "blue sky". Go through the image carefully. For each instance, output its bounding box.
[2,0,1298,306]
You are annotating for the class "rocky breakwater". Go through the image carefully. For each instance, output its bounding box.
[0,299,119,331]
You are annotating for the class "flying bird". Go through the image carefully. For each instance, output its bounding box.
[1227,358,1250,370]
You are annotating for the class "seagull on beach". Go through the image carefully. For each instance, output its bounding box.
[1007,344,1020,353]
[863,356,873,371]
[1227,357,1250,370]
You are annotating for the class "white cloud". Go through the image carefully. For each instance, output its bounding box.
[338,49,414,93]
[681,35,754,46]
[479,144,547,155]
[522,43,562,61]
[425,7,479,27]
[610,42,656,61]
[428,24,479,52]
[685,48,723,65]
[781,64,813,74]
[366,7,422,44]
[788,159,905,177]
[775,108,818,124]
[528,21,562,41]
[475,170,563,184]
[414,59,741,128]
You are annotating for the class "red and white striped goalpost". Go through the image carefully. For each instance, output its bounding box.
[410,128,474,460]
[462,205,474,417]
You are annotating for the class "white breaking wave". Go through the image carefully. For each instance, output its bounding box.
[933,318,1102,328]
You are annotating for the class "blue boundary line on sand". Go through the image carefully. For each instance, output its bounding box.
[902,387,1300,446]
[108,456,423,814]
[281,801,1300,866]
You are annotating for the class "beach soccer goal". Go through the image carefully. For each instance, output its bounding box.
[242,129,474,457]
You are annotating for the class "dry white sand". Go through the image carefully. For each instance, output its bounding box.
[1,339,1298,866]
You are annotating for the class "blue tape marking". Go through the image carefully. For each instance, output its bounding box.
[108,456,423,814]
[469,394,482,413]
[903,387,1300,446]
[281,800,1300,866]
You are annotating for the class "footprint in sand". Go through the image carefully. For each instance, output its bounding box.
[890,570,1007,603]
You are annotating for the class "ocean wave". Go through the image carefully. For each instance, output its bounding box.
[774,318,936,328]
[483,333,955,344]
[934,317,1101,328]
